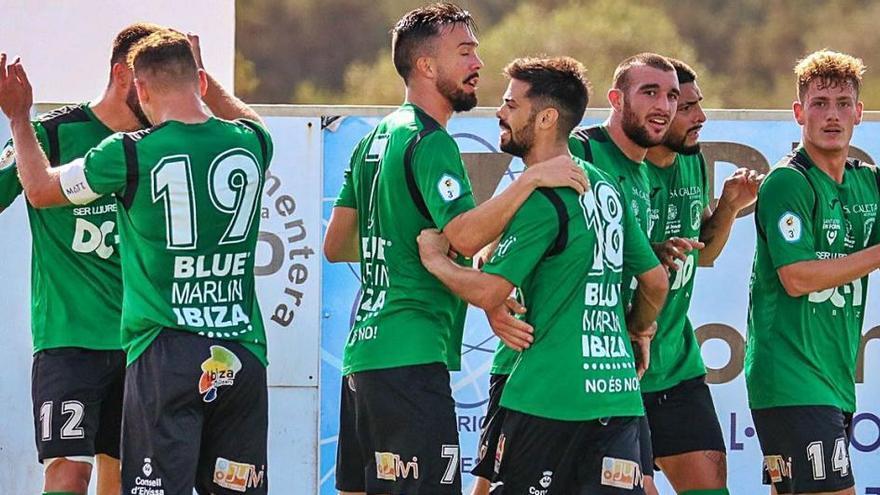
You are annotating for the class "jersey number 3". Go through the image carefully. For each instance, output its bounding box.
[151,149,262,249]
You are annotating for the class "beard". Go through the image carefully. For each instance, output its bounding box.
[126,84,152,128]
[499,118,535,158]
[664,127,702,155]
[621,103,663,148]
[437,71,478,113]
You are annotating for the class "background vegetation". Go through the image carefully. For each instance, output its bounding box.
[235,0,880,108]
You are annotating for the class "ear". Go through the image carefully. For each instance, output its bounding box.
[608,88,623,112]
[855,100,864,125]
[198,69,208,97]
[415,55,435,80]
[134,78,148,105]
[538,107,559,131]
[111,62,131,87]
[792,100,805,126]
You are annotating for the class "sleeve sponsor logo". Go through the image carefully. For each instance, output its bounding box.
[0,144,15,170]
[490,234,516,262]
[778,211,802,242]
[437,173,461,202]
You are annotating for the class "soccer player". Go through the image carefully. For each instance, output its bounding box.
[642,58,760,495]
[568,52,680,494]
[323,4,587,494]
[747,50,878,495]
[0,23,161,495]
[0,30,273,495]
[417,55,668,494]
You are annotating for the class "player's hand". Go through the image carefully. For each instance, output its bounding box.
[473,238,500,269]
[630,322,656,378]
[652,237,704,271]
[417,228,451,264]
[0,54,33,121]
[486,297,533,351]
[718,167,763,213]
[187,33,205,70]
[523,154,589,194]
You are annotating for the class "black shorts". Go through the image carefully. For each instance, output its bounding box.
[471,373,508,480]
[31,348,126,462]
[121,330,268,495]
[493,410,646,494]
[637,415,654,478]
[335,363,461,494]
[642,375,726,461]
[752,406,854,494]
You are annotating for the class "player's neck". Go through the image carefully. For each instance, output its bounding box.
[645,145,677,167]
[405,87,453,128]
[150,95,211,125]
[605,115,647,163]
[803,138,848,183]
[523,142,570,168]
[90,91,142,133]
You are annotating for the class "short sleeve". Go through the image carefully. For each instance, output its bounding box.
[82,134,128,197]
[0,122,52,208]
[412,132,476,230]
[482,193,558,287]
[238,118,274,171]
[756,167,817,268]
[622,197,660,276]
[335,144,360,209]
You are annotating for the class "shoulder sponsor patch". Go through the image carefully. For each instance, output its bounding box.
[0,144,15,171]
[437,173,462,202]
[778,211,802,242]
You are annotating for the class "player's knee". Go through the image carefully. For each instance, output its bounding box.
[43,456,93,493]
[679,489,731,495]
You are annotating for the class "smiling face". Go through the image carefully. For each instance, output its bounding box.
[619,65,680,148]
[433,23,482,112]
[663,80,706,154]
[795,78,863,154]
[496,78,537,158]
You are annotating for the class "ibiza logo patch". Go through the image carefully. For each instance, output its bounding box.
[199,345,242,402]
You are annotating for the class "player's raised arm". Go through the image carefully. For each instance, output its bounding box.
[187,33,263,124]
[698,167,761,265]
[0,56,70,207]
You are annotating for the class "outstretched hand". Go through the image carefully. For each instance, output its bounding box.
[0,54,33,121]
[653,237,704,271]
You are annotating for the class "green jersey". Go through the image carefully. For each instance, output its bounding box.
[60,117,273,366]
[569,125,653,304]
[641,153,710,393]
[746,147,880,412]
[0,104,122,352]
[486,158,659,421]
[335,103,475,375]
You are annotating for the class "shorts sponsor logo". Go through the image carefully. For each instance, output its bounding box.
[213,457,265,492]
[763,455,792,483]
[778,211,802,242]
[437,174,461,202]
[600,457,642,490]
[528,470,554,494]
[494,433,506,474]
[199,345,243,402]
[374,451,419,481]
[132,457,164,495]
[0,144,15,170]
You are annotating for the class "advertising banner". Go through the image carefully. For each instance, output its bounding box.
[320,111,880,494]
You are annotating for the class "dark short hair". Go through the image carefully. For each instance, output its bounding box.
[667,57,697,85]
[128,31,199,87]
[110,23,165,66]
[795,49,865,101]
[391,2,477,82]
[612,52,675,91]
[503,56,591,138]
